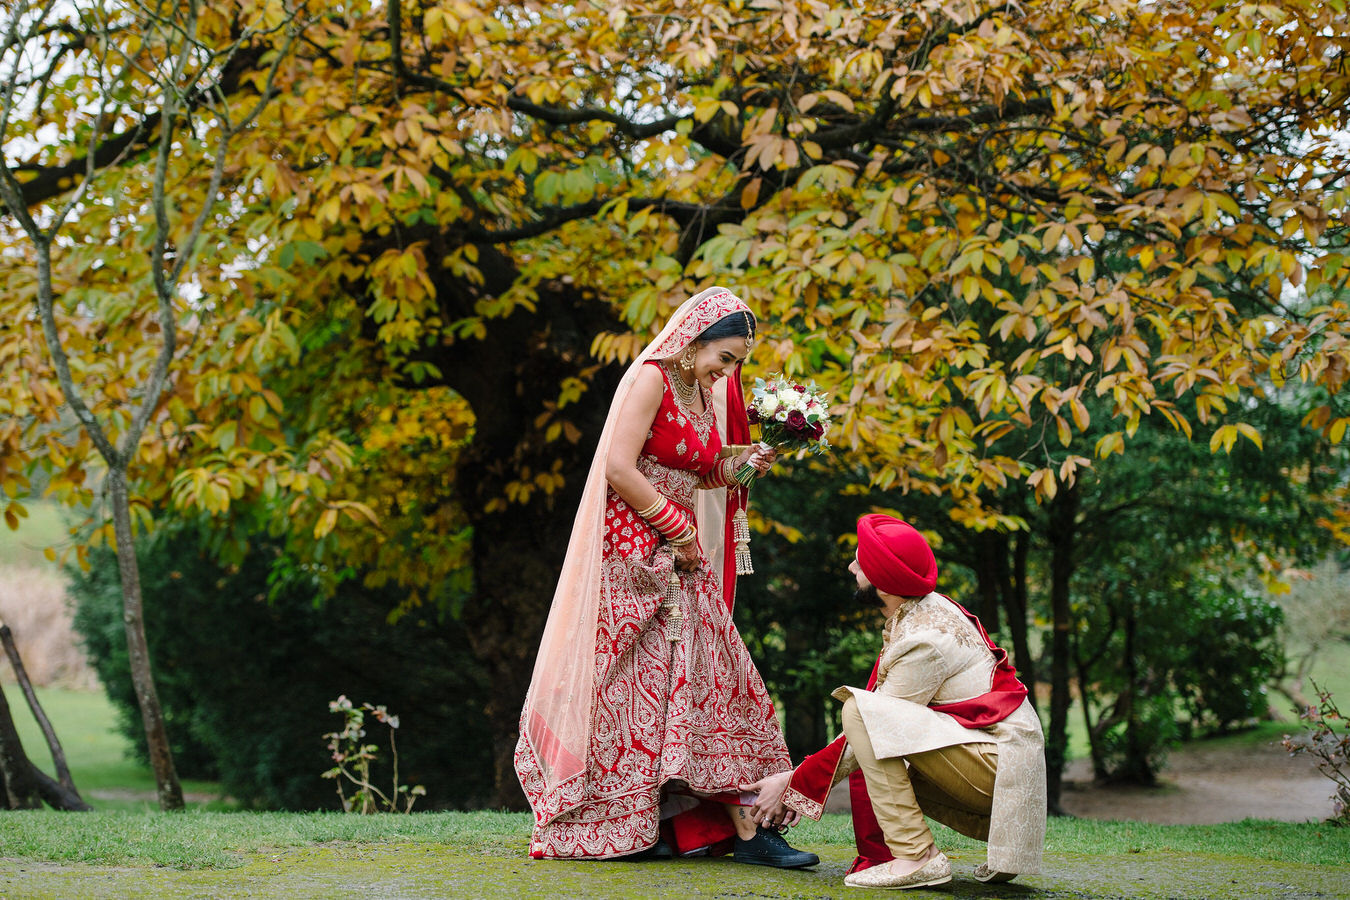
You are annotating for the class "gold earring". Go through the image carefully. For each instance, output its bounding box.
[743,311,754,354]
[680,346,697,373]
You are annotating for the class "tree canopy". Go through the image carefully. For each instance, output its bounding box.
[3,0,1349,805]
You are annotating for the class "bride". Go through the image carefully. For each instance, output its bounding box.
[514,286,817,868]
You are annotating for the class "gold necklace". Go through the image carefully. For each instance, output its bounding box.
[665,360,700,410]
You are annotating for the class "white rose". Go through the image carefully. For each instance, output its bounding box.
[759,395,780,417]
[776,388,798,407]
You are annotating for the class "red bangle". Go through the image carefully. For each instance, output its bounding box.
[638,495,693,540]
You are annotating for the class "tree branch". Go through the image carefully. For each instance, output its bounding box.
[505,95,686,140]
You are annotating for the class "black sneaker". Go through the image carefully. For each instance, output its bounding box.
[733,827,820,869]
[621,838,673,861]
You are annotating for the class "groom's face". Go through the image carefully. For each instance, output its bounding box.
[848,554,868,590]
[849,554,882,608]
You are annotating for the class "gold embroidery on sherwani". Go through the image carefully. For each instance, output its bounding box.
[838,594,1046,875]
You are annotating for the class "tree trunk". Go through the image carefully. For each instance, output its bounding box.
[428,254,622,809]
[1119,605,1155,784]
[0,683,42,809]
[782,625,827,761]
[30,764,92,811]
[107,468,184,811]
[1045,483,1078,815]
[1074,640,1108,781]
[1001,530,1036,716]
[971,531,1002,636]
[462,517,567,810]
[0,622,77,791]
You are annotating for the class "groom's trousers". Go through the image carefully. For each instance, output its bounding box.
[841,695,999,859]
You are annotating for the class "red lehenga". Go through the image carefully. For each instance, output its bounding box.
[514,288,791,860]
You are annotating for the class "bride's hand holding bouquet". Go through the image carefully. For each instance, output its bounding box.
[734,375,832,487]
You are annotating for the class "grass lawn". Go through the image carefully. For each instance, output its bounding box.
[0,810,1346,900]
[4,685,228,812]
[0,500,69,568]
[4,685,1346,898]
[1280,636,1350,717]
[2,809,1348,870]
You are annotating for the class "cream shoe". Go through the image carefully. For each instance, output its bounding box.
[973,862,1016,883]
[844,852,952,889]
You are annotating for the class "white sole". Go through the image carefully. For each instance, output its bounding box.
[846,873,953,889]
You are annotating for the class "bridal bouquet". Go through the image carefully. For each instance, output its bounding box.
[733,375,832,487]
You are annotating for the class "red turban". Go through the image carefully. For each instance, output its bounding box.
[856,514,937,598]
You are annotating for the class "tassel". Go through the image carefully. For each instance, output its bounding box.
[663,572,684,642]
[733,507,753,575]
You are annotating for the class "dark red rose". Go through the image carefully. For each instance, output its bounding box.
[785,410,808,435]
[811,422,825,440]
[747,406,760,425]
[794,385,807,393]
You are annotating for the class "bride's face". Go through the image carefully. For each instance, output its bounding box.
[691,337,749,389]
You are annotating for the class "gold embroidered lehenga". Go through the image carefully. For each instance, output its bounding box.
[514,288,791,859]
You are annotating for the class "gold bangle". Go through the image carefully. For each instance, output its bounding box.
[634,497,665,519]
[669,526,698,547]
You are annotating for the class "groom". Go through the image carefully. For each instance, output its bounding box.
[743,515,1046,889]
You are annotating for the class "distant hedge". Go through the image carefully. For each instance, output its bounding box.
[70,525,494,810]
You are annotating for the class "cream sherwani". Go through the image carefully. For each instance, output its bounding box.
[797,592,1046,874]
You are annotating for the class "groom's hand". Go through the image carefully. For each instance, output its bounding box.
[739,770,799,828]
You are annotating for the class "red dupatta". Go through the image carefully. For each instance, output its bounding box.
[720,371,752,612]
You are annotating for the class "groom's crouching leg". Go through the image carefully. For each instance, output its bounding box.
[839,696,937,861]
[732,828,820,869]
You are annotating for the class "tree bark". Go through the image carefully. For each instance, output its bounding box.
[781,625,828,761]
[107,468,184,811]
[30,764,92,812]
[0,622,76,790]
[1074,639,1108,781]
[971,531,1002,637]
[1045,483,1078,815]
[1119,605,1155,784]
[0,682,42,809]
[1001,530,1037,717]
[425,248,621,809]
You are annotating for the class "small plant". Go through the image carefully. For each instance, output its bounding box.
[322,695,426,813]
[1282,681,1350,825]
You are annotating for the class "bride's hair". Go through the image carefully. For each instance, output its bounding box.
[695,310,756,344]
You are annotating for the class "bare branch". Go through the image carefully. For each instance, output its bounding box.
[125,1,309,454]
[42,13,150,241]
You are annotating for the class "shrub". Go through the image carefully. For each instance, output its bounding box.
[1282,682,1350,826]
[1177,587,1284,733]
[69,524,494,809]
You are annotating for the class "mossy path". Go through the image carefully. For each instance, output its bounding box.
[3,842,1346,899]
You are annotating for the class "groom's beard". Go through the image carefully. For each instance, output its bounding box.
[855,584,881,608]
